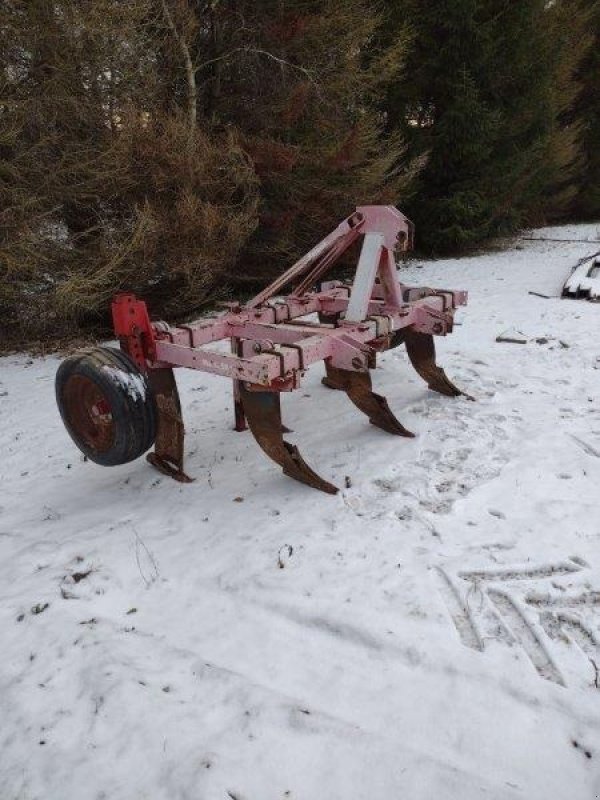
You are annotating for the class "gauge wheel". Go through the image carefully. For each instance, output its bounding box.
[55,346,157,466]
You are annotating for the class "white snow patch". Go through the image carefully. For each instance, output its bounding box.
[102,365,147,402]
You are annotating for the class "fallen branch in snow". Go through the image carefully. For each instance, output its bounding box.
[132,525,160,587]
[496,329,527,344]
[575,250,600,268]
[521,237,600,244]
[528,291,553,299]
[591,659,600,689]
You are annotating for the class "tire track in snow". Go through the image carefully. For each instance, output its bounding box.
[458,559,584,584]
[539,612,600,687]
[487,590,564,685]
[435,568,483,651]
[526,591,600,608]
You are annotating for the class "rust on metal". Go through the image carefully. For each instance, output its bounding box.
[322,364,415,437]
[62,375,115,454]
[231,337,248,432]
[146,368,193,483]
[404,332,471,399]
[239,383,338,494]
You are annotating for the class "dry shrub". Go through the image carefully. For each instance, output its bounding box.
[0,113,259,345]
[54,114,259,323]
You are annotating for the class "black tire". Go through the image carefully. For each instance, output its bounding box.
[55,346,157,467]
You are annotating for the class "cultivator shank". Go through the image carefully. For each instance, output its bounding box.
[56,206,470,492]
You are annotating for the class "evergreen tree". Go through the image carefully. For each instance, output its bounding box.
[383,0,588,253]
[571,0,600,219]
[526,0,594,224]
[384,0,500,252]
[188,0,412,280]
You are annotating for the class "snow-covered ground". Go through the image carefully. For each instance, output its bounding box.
[1,225,600,800]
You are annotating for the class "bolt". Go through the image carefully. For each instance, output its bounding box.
[433,322,443,334]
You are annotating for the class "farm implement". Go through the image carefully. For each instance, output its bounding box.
[56,206,470,493]
[562,252,600,301]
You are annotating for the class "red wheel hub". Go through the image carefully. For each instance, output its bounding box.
[62,375,115,453]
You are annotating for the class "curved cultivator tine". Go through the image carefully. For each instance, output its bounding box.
[404,332,472,399]
[146,368,194,483]
[239,384,338,495]
[323,364,415,437]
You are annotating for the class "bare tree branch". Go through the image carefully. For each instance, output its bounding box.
[160,0,197,147]
[195,45,317,87]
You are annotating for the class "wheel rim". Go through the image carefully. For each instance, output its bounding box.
[62,375,115,453]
